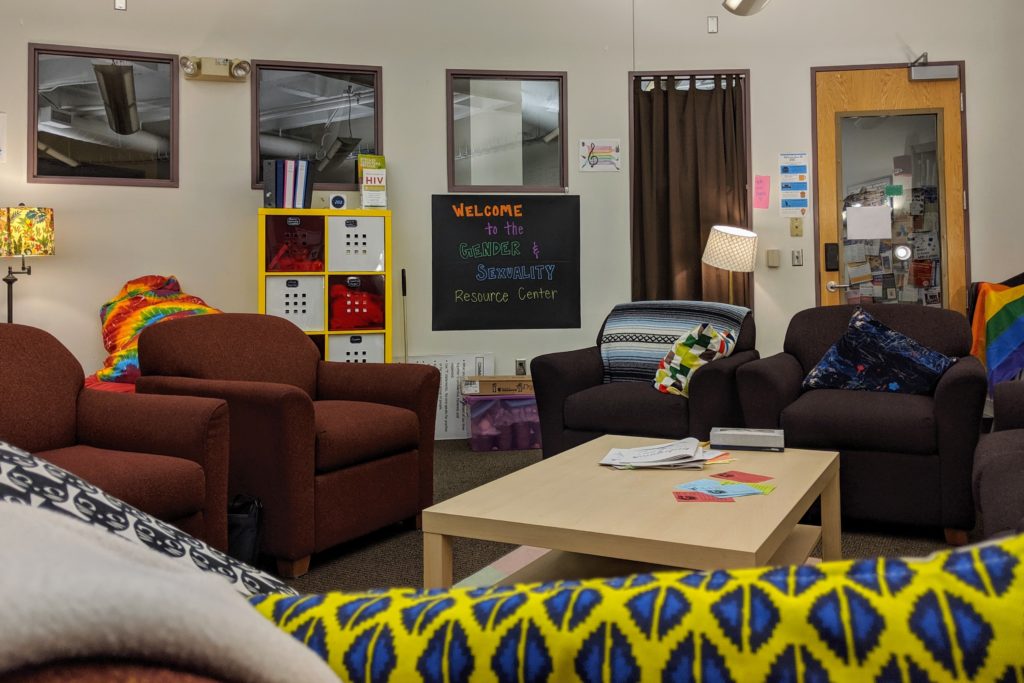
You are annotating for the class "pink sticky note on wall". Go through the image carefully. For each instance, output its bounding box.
[754,175,770,209]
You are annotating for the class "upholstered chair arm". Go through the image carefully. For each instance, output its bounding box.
[317,361,440,511]
[736,353,804,428]
[76,389,230,551]
[688,349,761,439]
[77,389,228,466]
[531,347,604,458]
[136,376,316,562]
[994,380,1024,431]
[933,355,988,530]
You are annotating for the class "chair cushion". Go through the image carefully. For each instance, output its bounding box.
[314,400,419,472]
[564,382,689,439]
[783,389,936,454]
[803,308,955,394]
[599,301,750,383]
[39,445,206,521]
[654,323,737,397]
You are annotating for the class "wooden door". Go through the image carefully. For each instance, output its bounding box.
[812,65,968,312]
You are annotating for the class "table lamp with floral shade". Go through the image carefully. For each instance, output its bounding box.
[1,205,55,323]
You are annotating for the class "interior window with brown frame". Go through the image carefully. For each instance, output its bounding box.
[29,43,178,187]
[446,69,567,193]
[251,61,381,191]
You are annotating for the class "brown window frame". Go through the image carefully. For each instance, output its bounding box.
[250,60,382,192]
[28,43,180,188]
[446,68,568,193]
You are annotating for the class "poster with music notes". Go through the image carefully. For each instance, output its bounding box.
[579,138,621,172]
[431,195,580,330]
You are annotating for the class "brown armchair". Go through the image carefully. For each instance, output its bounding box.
[136,313,440,578]
[973,380,1024,539]
[531,301,758,458]
[0,324,230,549]
[737,304,987,542]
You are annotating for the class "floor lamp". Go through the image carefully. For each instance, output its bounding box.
[2,206,55,324]
[701,225,758,305]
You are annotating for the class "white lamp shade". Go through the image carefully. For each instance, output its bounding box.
[701,225,758,273]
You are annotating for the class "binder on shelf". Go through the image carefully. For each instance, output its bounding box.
[283,160,296,209]
[302,165,314,209]
[262,160,276,208]
[274,160,285,208]
[294,160,308,209]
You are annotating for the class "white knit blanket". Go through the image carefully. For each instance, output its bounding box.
[0,503,337,682]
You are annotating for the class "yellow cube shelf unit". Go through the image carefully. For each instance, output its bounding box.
[258,208,392,363]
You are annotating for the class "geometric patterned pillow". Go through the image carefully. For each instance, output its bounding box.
[0,440,295,597]
[803,308,956,394]
[653,322,737,398]
[249,532,1024,682]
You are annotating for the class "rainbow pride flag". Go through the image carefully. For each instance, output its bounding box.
[971,280,1024,393]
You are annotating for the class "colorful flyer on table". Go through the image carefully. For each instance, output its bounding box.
[779,152,810,217]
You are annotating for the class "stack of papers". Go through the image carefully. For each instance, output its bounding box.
[600,438,726,470]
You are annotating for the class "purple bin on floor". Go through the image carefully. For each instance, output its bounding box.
[464,394,542,452]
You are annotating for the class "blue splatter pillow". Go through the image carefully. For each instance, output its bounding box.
[803,308,955,394]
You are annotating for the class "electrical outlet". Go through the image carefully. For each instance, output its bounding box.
[790,217,803,237]
[791,249,804,267]
[515,359,527,376]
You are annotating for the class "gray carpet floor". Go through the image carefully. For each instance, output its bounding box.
[287,440,957,594]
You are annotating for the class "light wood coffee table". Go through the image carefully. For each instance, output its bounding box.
[423,434,840,588]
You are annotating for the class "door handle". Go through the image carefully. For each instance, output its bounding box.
[826,281,851,292]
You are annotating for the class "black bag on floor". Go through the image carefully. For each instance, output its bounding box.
[227,494,263,565]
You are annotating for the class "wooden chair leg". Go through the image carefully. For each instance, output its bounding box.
[944,528,969,546]
[276,556,311,578]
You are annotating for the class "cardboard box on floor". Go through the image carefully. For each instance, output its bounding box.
[461,375,534,396]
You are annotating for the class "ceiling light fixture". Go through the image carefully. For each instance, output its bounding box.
[179,56,252,82]
[722,0,773,16]
[93,62,140,134]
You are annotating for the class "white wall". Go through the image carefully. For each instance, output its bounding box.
[1,0,1022,372]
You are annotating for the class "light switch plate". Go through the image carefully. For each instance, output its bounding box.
[791,249,804,267]
[707,16,719,33]
[790,217,804,237]
[114,0,127,10]
[766,248,781,268]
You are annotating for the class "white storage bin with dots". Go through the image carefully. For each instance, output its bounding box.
[328,334,386,363]
[265,275,324,331]
[327,215,385,272]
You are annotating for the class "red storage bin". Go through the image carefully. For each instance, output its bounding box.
[464,394,541,452]
[328,275,385,330]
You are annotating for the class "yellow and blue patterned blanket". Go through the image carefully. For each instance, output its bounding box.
[252,533,1024,682]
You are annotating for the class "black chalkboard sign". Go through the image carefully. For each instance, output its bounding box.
[432,194,580,330]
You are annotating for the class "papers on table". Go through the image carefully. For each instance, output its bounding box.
[600,438,725,470]
[673,472,777,502]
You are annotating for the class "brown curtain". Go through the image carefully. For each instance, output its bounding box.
[631,75,750,305]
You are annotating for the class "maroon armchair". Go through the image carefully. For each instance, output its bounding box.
[737,304,987,543]
[532,302,758,458]
[973,380,1024,539]
[0,324,230,550]
[136,313,440,578]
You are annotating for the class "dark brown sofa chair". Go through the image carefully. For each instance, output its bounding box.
[532,301,757,458]
[135,313,440,578]
[737,304,987,543]
[0,324,230,549]
[973,380,1024,539]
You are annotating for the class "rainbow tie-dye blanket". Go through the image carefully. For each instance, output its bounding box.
[971,281,1024,394]
[95,275,220,383]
